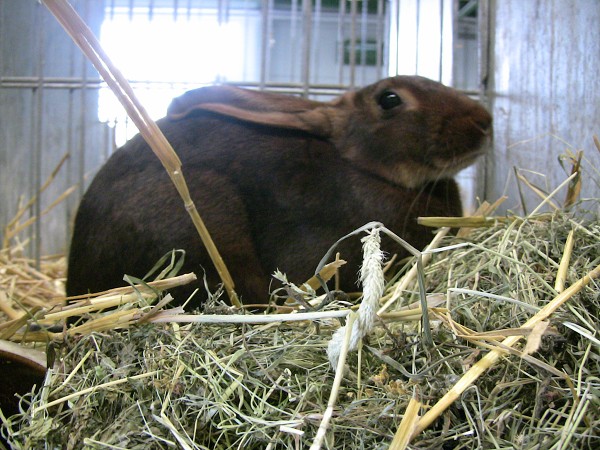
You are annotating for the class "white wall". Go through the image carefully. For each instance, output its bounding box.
[485,0,600,214]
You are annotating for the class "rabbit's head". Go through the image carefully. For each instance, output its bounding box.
[327,76,492,188]
[168,75,491,188]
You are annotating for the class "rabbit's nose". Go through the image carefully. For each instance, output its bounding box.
[477,110,492,132]
[473,110,493,134]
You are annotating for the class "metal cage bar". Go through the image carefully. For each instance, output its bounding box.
[0,0,481,259]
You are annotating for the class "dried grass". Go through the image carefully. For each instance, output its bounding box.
[1,151,599,449]
[1,3,598,447]
[0,150,73,330]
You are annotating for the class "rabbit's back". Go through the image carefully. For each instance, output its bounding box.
[66,112,461,303]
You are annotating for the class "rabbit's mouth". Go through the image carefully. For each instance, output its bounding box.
[432,148,487,173]
[372,160,449,189]
[387,148,486,188]
[358,145,486,189]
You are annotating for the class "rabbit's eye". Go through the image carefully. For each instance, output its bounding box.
[378,91,402,110]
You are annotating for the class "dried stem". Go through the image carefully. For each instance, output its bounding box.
[410,262,600,439]
[41,0,239,306]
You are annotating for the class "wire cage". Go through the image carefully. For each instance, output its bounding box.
[0,0,483,260]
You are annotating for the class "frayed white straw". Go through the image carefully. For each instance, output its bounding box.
[327,228,385,367]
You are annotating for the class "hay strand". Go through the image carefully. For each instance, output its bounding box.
[41,0,239,306]
[2,201,599,448]
[555,229,575,293]
[389,396,421,450]
[310,312,358,450]
[410,262,600,440]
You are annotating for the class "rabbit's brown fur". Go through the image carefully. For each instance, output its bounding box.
[66,76,491,305]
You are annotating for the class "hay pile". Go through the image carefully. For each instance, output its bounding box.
[2,3,596,448]
[0,215,66,333]
[1,188,599,449]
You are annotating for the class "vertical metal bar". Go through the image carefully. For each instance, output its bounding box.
[290,0,299,81]
[391,0,401,76]
[225,0,231,24]
[376,0,384,77]
[415,0,421,74]
[223,0,231,83]
[78,0,90,201]
[360,0,368,84]
[186,0,193,20]
[259,0,272,88]
[109,121,117,157]
[218,0,224,24]
[109,0,115,20]
[478,0,492,202]
[172,0,179,21]
[32,1,45,265]
[301,0,312,94]
[349,0,358,87]
[337,0,346,84]
[216,0,225,83]
[149,0,155,20]
[311,0,322,86]
[65,0,76,247]
[479,0,490,92]
[451,0,459,86]
[439,0,445,82]
[102,119,112,160]
[0,2,4,77]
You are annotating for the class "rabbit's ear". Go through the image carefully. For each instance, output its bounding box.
[167,85,335,138]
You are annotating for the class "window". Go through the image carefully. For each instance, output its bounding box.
[98,1,389,145]
[98,5,262,143]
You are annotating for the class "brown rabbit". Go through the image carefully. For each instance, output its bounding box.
[66,75,491,305]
